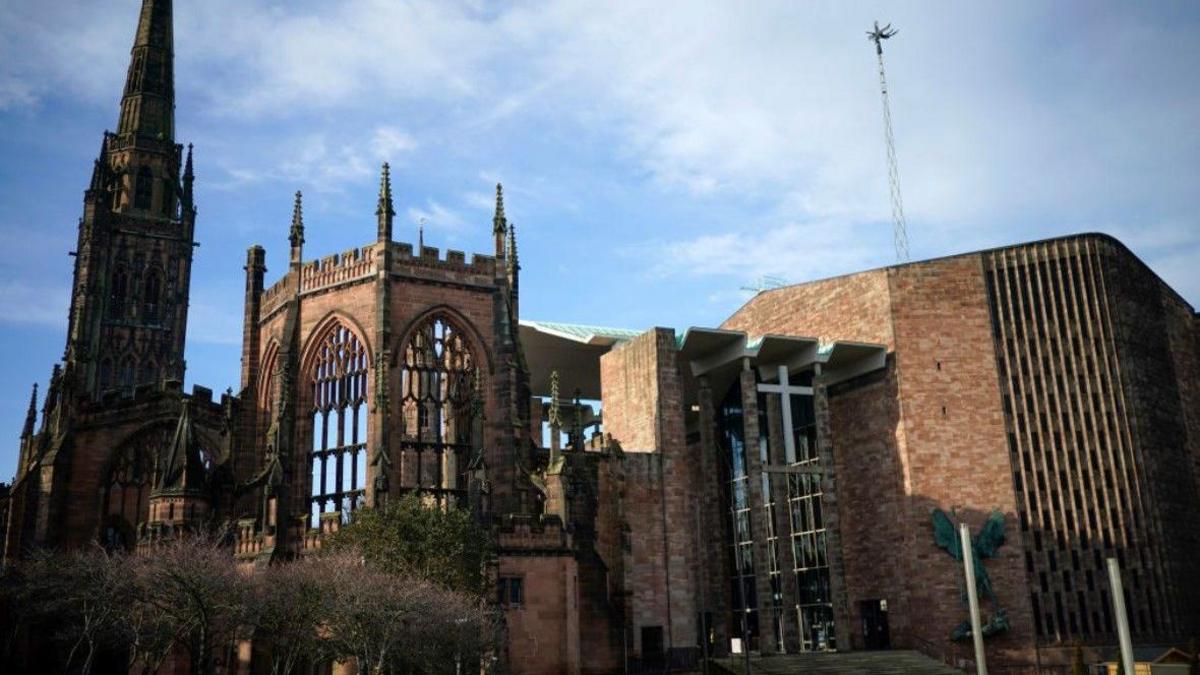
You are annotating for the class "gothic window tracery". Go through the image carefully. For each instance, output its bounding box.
[102,425,170,551]
[398,313,479,503]
[307,324,369,526]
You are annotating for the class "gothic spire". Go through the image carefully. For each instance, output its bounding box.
[507,221,519,273]
[547,370,562,430]
[21,383,38,439]
[376,163,395,242]
[548,370,562,462]
[181,143,195,211]
[493,183,507,236]
[289,191,304,247]
[493,183,506,259]
[116,0,175,142]
[88,134,111,193]
[157,398,206,492]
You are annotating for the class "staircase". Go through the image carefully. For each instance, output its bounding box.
[710,650,965,675]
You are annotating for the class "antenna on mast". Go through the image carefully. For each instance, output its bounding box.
[740,275,788,295]
[867,20,910,262]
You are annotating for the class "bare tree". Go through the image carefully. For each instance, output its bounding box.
[11,546,135,675]
[318,551,497,675]
[137,531,250,675]
[247,557,333,675]
[122,554,179,675]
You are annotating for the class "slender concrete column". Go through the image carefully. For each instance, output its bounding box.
[960,523,987,675]
[1107,558,1135,675]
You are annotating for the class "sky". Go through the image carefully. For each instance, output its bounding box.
[0,0,1198,480]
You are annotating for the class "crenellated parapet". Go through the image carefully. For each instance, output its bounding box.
[260,274,297,318]
[301,246,377,294]
[386,242,499,278]
[496,513,574,555]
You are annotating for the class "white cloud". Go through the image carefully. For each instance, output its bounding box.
[209,125,416,193]
[406,200,468,234]
[371,126,417,160]
[0,1,1196,305]
[632,218,880,285]
[0,280,69,326]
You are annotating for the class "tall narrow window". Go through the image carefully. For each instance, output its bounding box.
[134,167,153,210]
[308,324,369,526]
[161,179,174,216]
[109,266,129,319]
[398,314,478,504]
[119,357,135,393]
[717,383,759,651]
[143,271,161,323]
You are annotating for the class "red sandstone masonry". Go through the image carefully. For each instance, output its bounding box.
[601,329,701,662]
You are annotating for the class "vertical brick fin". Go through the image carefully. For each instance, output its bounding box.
[982,237,1190,643]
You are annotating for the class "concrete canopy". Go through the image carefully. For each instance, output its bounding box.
[519,321,644,399]
[677,327,886,394]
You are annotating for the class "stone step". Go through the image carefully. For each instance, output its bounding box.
[711,650,964,675]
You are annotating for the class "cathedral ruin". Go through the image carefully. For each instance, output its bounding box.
[4,2,1199,674]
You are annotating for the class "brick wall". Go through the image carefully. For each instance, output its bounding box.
[722,269,894,348]
[826,366,907,650]
[718,251,1033,663]
[888,255,1032,663]
[1101,238,1200,634]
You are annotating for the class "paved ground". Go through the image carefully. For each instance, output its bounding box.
[709,650,965,675]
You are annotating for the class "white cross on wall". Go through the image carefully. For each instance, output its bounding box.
[756,365,813,465]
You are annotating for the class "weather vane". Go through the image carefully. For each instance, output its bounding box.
[867,20,897,55]
[418,216,426,250]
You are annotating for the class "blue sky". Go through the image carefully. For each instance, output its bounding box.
[1,1,1198,480]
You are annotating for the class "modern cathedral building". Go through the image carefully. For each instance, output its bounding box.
[3,2,1199,674]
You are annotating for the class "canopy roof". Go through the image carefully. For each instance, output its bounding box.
[676,327,886,399]
[519,320,643,399]
[520,320,887,404]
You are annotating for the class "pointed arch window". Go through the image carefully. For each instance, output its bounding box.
[134,167,153,210]
[161,178,174,216]
[109,266,129,319]
[102,425,170,551]
[307,324,369,526]
[398,313,480,504]
[143,270,162,322]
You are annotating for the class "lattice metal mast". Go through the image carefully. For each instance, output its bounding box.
[868,21,910,262]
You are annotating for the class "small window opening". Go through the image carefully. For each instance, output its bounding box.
[134,167,153,210]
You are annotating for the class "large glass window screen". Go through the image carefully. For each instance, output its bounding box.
[781,373,835,652]
[717,384,759,650]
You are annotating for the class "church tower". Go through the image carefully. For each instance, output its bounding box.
[64,0,195,402]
